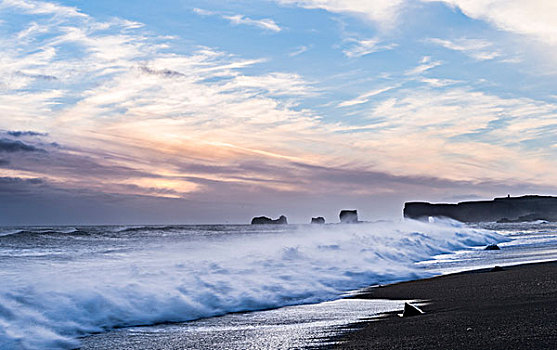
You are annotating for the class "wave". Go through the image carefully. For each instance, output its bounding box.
[0,229,26,237]
[0,219,505,349]
[113,225,186,233]
[0,228,90,240]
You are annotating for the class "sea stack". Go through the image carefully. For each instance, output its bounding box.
[251,215,288,225]
[311,217,325,224]
[339,210,358,223]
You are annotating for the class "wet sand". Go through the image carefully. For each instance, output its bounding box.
[332,261,557,349]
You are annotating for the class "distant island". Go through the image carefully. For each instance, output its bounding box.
[404,195,557,223]
[251,215,288,225]
[251,210,359,225]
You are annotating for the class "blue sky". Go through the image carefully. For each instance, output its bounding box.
[0,0,556,224]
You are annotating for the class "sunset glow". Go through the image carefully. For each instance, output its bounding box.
[1,0,556,224]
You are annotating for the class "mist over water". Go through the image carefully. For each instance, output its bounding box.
[0,220,503,349]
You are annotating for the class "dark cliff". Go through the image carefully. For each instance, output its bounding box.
[404,195,557,223]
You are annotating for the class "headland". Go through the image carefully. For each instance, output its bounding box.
[404,195,557,223]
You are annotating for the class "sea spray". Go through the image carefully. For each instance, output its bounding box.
[0,219,504,349]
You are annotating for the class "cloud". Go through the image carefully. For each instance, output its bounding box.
[361,86,557,184]
[277,0,557,49]
[7,130,48,137]
[0,139,44,153]
[2,0,557,223]
[193,8,282,32]
[343,37,397,58]
[338,85,399,107]
[0,176,42,186]
[276,0,405,29]
[420,77,460,87]
[0,0,86,18]
[405,56,442,75]
[15,71,58,80]
[192,8,214,16]
[289,45,309,57]
[425,0,557,47]
[427,37,501,60]
[223,15,282,32]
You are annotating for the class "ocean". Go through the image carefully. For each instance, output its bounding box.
[1,220,556,349]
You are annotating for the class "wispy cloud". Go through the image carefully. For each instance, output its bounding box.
[419,77,460,87]
[193,8,282,32]
[276,0,405,29]
[338,85,399,107]
[343,37,397,58]
[0,0,86,17]
[427,37,500,60]
[278,0,557,50]
[405,56,442,75]
[223,15,282,32]
[289,45,309,57]
[364,86,557,182]
[2,0,557,223]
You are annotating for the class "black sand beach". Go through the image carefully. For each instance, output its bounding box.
[332,261,557,349]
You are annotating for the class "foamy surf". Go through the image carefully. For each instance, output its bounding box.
[0,219,504,349]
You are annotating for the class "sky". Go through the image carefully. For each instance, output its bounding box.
[0,0,556,225]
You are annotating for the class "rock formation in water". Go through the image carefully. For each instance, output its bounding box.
[339,210,358,223]
[404,195,557,223]
[250,215,288,225]
[311,217,325,224]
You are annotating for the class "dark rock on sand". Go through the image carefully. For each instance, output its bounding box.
[490,266,504,272]
[251,215,288,225]
[339,210,358,223]
[403,195,557,223]
[311,217,325,224]
[485,244,500,250]
[398,303,424,317]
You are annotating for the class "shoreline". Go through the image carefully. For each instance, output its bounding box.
[325,260,557,349]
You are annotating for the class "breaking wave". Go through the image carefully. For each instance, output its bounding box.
[0,219,504,349]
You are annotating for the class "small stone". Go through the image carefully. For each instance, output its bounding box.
[398,302,425,317]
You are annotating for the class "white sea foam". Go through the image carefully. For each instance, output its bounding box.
[0,219,504,349]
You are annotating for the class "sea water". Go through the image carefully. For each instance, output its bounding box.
[0,220,554,349]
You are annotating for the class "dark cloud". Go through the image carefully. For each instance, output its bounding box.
[7,131,48,137]
[289,161,479,190]
[0,177,43,185]
[15,71,58,80]
[1,138,555,225]
[139,66,185,78]
[0,159,9,166]
[0,139,45,153]
[0,167,555,225]
[0,177,44,196]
